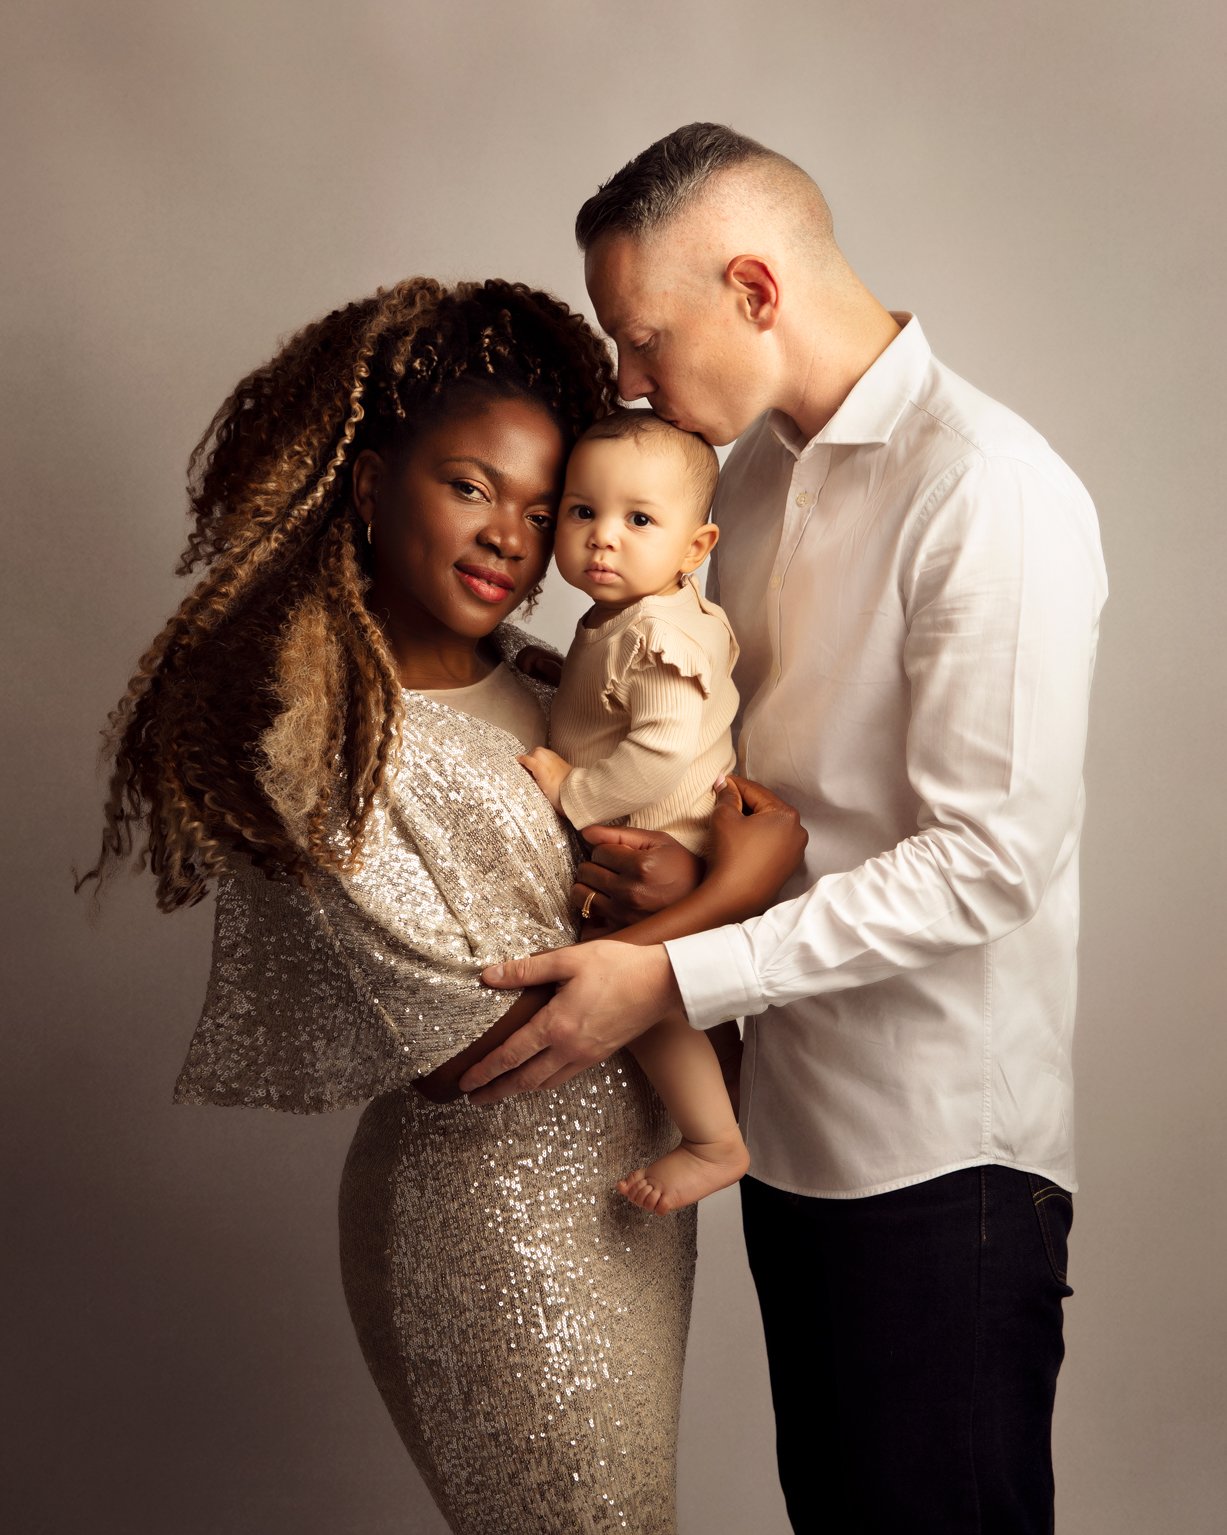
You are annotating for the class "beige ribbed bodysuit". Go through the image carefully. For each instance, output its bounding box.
[551,579,739,855]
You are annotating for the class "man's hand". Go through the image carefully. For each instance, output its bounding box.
[572,824,704,928]
[517,747,572,813]
[457,941,680,1103]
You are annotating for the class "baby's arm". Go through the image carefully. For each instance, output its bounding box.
[556,667,708,829]
[518,746,572,812]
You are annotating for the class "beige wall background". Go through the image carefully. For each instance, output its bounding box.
[4,2,1224,1531]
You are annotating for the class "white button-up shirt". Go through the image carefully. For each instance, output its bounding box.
[663,316,1108,1198]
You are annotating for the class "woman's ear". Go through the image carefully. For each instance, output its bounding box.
[725,255,780,330]
[351,447,385,533]
[679,521,720,577]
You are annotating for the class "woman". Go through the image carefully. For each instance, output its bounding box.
[82,277,804,1533]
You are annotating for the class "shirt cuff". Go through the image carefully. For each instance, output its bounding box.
[663,925,766,1030]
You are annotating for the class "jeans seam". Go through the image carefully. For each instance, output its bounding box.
[968,1166,986,1530]
[1028,1177,1071,1285]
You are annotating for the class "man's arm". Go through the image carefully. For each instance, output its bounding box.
[669,454,1108,1025]
[457,776,805,1101]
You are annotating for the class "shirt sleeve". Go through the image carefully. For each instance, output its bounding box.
[666,454,1108,1028]
[559,620,712,829]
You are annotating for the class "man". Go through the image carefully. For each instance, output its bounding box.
[460,123,1107,1532]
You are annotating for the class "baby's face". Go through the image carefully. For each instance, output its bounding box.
[553,436,707,609]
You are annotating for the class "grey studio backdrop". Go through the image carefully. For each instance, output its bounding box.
[3,3,1224,1533]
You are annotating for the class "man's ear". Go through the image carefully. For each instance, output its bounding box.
[726,255,779,329]
[680,522,720,575]
[351,447,385,530]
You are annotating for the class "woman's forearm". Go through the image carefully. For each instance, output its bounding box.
[604,775,807,949]
[605,871,767,949]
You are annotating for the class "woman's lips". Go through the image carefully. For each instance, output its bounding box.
[455,564,515,604]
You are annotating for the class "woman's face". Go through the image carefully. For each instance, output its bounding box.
[355,394,565,661]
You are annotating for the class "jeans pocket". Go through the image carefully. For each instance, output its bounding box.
[1027,1174,1074,1290]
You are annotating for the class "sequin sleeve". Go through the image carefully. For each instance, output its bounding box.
[173,653,578,1113]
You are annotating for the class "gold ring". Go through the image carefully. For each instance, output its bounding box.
[580,889,597,920]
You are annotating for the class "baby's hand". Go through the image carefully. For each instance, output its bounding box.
[517,747,572,813]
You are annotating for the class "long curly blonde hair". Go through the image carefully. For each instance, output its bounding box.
[80,278,615,911]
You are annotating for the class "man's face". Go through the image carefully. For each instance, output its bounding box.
[584,233,773,447]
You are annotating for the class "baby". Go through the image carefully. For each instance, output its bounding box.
[519,408,750,1214]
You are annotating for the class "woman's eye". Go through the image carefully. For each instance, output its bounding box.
[453,479,486,500]
[633,336,656,355]
[630,512,654,528]
[526,513,554,530]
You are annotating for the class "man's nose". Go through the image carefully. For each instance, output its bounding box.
[616,352,651,402]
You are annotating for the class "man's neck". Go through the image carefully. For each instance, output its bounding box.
[779,291,902,443]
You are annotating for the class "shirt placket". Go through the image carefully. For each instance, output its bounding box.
[743,445,832,778]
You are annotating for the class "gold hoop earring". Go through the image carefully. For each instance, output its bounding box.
[366,520,374,547]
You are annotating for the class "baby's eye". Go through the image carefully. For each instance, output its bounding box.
[569,504,595,521]
[632,336,656,355]
[629,512,654,528]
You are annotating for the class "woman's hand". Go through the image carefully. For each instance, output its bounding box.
[703,774,808,923]
[571,824,705,930]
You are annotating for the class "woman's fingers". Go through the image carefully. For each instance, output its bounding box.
[576,849,639,889]
[723,773,789,813]
[570,881,606,923]
[580,822,674,852]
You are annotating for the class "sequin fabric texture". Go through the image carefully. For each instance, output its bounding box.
[175,627,581,1110]
[173,627,697,1531]
[339,1061,696,1534]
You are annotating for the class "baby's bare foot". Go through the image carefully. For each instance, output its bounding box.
[616,1134,750,1216]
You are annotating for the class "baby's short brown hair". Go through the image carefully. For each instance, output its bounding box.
[578,408,719,523]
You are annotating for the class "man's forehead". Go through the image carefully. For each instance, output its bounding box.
[584,234,669,332]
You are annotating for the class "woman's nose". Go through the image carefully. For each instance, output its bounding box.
[479,513,526,557]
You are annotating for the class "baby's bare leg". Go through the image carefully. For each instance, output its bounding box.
[620,1017,750,1215]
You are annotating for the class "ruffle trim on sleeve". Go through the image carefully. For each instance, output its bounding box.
[624,618,714,699]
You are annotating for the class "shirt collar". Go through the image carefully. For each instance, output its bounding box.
[768,312,930,459]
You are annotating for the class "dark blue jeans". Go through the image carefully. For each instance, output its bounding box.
[740,1165,1074,1534]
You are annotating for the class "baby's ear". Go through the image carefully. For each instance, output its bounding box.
[681,521,720,574]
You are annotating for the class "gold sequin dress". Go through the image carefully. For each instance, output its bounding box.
[173,626,697,1534]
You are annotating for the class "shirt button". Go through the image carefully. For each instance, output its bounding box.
[794,490,812,508]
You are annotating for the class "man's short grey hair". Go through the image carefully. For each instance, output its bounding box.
[575,122,797,249]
